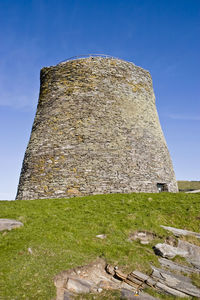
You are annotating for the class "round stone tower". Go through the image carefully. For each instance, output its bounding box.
[16,55,178,200]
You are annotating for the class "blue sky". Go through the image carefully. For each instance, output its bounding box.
[0,0,199,200]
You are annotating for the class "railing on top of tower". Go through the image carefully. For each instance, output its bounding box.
[59,54,122,64]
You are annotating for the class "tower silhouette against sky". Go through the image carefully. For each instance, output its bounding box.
[16,55,178,200]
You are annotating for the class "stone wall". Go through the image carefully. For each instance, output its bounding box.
[16,56,178,200]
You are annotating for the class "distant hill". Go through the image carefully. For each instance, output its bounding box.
[177,181,200,192]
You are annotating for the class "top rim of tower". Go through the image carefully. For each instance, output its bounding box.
[43,54,150,75]
[58,54,130,64]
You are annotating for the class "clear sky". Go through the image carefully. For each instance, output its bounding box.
[0,0,199,200]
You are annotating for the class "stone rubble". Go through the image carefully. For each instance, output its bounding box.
[54,258,155,300]
[54,226,200,299]
[152,225,200,297]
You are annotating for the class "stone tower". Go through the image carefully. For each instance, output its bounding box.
[16,55,178,200]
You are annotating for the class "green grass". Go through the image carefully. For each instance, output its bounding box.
[177,180,200,191]
[0,193,200,299]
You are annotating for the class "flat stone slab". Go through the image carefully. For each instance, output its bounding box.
[155,282,187,297]
[0,219,23,231]
[153,243,188,259]
[151,266,200,297]
[158,257,198,273]
[154,239,200,267]
[178,239,200,269]
[185,189,200,193]
[66,277,92,294]
[161,225,200,239]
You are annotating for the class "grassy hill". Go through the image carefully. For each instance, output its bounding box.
[177,180,200,191]
[0,193,200,299]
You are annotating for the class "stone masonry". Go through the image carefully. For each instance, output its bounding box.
[16,56,178,200]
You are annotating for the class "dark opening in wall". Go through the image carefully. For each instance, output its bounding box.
[157,183,168,192]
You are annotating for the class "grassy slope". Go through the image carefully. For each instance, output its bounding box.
[0,193,200,300]
[177,180,200,191]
